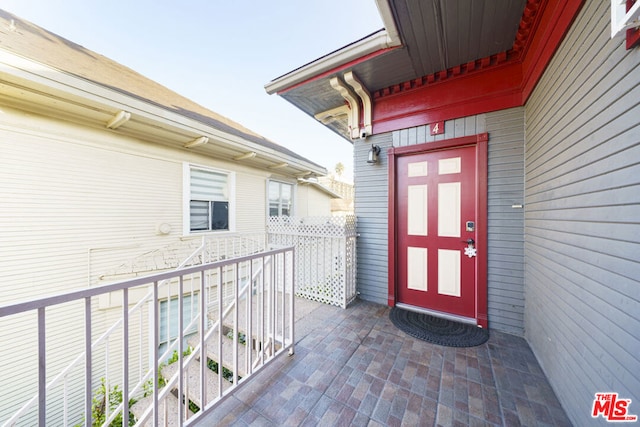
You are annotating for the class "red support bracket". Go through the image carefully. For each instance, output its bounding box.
[628,27,640,49]
[627,0,640,49]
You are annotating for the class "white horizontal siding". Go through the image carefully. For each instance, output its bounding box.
[354,133,391,304]
[296,184,332,217]
[0,106,275,425]
[235,172,268,233]
[524,0,640,424]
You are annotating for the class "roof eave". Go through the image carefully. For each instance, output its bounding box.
[0,49,326,177]
[298,179,343,199]
[264,0,401,95]
[264,31,389,95]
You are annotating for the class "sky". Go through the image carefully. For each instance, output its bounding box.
[0,1,385,182]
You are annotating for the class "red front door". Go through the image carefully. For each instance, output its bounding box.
[396,145,477,320]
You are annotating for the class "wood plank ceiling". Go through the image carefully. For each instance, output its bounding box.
[394,0,526,75]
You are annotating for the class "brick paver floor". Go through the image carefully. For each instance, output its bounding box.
[197,299,571,426]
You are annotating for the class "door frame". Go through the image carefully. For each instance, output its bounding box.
[388,132,488,328]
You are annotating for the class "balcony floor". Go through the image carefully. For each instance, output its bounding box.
[197,298,571,426]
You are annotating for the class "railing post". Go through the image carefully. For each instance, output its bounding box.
[122,288,129,427]
[216,265,223,398]
[289,248,295,355]
[178,276,184,425]
[233,263,239,386]
[37,307,46,427]
[104,337,109,422]
[200,270,207,411]
[258,256,265,370]
[270,253,276,357]
[152,282,159,427]
[280,252,285,350]
[247,259,253,377]
[63,377,68,426]
[84,297,92,427]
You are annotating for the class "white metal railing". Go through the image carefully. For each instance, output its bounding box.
[0,245,294,427]
[2,233,268,426]
[267,216,357,308]
[96,233,268,281]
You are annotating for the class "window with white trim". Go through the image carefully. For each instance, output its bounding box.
[268,181,294,216]
[159,293,199,355]
[188,166,230,232]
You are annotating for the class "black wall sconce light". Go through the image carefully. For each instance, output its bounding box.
[367,144,381,164]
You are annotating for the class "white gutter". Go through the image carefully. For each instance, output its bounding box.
[0,49,326,176]
[375,0,402,46]
[264,1,401,95]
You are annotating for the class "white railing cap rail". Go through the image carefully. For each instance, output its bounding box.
[0,246,293,318]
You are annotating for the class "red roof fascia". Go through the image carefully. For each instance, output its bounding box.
[372,62,524,134]
[520,0,586,102]
[371,0,584,133]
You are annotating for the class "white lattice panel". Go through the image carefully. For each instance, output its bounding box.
[267,216,357,308]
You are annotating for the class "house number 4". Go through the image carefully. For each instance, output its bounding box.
[430,121,444,135]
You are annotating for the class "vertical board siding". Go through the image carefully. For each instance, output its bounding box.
[524,0,640,425]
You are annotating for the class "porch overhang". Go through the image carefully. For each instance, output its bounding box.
[265,0,586,140]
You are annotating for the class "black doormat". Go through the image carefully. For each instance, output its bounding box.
[389,307,489,347]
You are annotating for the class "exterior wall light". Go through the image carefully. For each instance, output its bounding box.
[367,144,381,164]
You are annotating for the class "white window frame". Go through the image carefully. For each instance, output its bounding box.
[267,180,295,217]
[158,292,199,356]
[183,163,235,235]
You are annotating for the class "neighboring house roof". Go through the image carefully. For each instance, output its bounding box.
[265,0,583,140]
[0,9,326,177]
[297,179,342,199]
[318,176,354,200]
